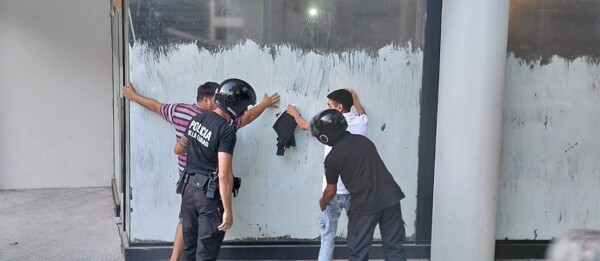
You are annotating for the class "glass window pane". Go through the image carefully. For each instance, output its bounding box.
[498,0,600,240]
[128,0,426,242]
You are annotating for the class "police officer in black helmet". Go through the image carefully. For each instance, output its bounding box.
[311,109,408,261]
[175,78,256,261]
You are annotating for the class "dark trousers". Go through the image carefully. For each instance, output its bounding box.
[181,174,225,261]
[347,203,407,261]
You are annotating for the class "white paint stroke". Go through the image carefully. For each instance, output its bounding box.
[497,54,600,240]
[129,40,422,241]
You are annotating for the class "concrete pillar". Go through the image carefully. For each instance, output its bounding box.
[430,1,509,260]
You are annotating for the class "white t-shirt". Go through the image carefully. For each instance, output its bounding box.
[323,112,368,194]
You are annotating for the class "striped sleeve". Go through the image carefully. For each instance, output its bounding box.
[160,103,178,125]
[232,117,243,132]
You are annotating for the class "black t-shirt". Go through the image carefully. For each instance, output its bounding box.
[324,132,405,214]
[184,111,237,174]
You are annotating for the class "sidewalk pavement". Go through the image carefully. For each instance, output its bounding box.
[0,187,123,261]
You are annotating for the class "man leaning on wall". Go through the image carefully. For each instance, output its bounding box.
[122,82,279,261]
[287,88,367,261]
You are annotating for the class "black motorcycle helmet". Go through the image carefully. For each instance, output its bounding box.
[310,109,348,146]
[215,78,257,118]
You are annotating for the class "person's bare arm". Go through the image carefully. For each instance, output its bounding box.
[217,152,234,231]
[286,104,310,130]
[174,136,187,155]
[347,88,366,115]
[239,92,280,128]
[122,82,162,114]
[319,184,337,211]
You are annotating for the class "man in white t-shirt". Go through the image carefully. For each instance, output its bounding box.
[287,88,367,261]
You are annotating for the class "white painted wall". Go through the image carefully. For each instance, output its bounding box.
[497,55,600,240]
[128,41,422,241]
[0,1,114,189]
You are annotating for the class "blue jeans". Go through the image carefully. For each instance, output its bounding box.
[319,194,351,261]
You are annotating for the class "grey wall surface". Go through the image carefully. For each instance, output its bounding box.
[497,55,600,239]
[495,0,600,242]
[0,1,114,189]
[128,41,422,241]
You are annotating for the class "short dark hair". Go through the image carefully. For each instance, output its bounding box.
[196,82,219,102]
[327,89,353,112]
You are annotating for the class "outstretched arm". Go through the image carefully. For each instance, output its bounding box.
[347,88,366,115]
[286,104,310,131]
[239,92,280,128]
[122,82,162,114]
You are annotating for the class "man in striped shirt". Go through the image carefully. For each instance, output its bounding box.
[123,82,279,261]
